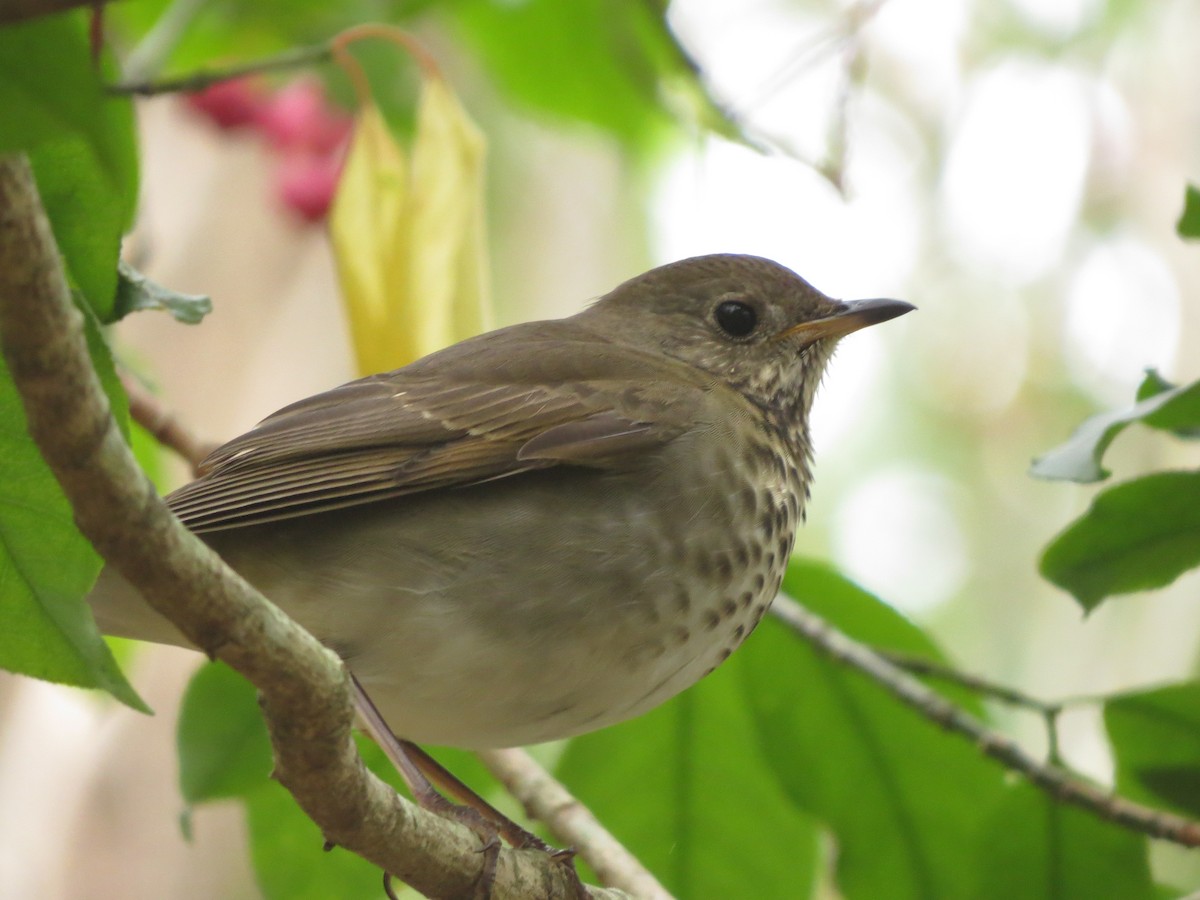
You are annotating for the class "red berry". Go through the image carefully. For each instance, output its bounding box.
[184,79,267,130]
[256,78,352,154]
[275,150,345,224]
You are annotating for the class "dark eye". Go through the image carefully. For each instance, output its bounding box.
[714,300,758,337]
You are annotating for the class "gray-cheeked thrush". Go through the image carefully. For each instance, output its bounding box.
[92,253,913,749]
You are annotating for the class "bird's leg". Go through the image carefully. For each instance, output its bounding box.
[397,741,587,900]
[350,677,588,898]
[351,675,502,896]
[350,676,577,854]
[396,739,568,856]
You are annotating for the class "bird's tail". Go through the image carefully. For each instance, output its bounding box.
[89,566,193,649]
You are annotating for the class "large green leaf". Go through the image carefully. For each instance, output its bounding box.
[244,776,398,900]
[972,782,1154,900]
[453,0,723,150]
[1105,682,1200,819]
[177,661,274,805]
[556,644,821,899]
[0,11,139,321]
[175,661,391,896]
[739,560,1007,900]
[1040,471,1200,611]
[1030,372,1200,483]
[0,302,143,710]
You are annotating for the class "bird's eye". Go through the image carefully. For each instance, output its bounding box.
[714,300,758,338]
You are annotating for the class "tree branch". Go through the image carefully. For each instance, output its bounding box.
[879,649,1068,762]
[478,749,672,900]
[109,41,334,96]
[0,152,628,898]
[769,594,1200,848]
[0,0,102,26]
[120,373,217,475]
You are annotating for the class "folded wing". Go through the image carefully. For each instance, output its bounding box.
[168,335,714,532]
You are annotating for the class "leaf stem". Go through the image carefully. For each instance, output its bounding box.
[110,41,335,96]
[770,595,1200,848]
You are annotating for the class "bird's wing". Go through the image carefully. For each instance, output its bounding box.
[167,334,717,533]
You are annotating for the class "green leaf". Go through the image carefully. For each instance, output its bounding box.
[0,310,144,710]
[177,661,273,804]
[453,0,681,149]
[1030,375,1200,482]
[244,735,422,899]
[1135,370,1200,438]
[29,136,137,322]
[244,774,395,900]
[113,261,213,324]
[972,782,1154,900]
[1177,184,1200,239]
[0,11,139,321]
[1106,682,1200,819]
[1040,471,1200,611]
[741,560,1007,900]
[174,669,381,897]
[556,644,821,899]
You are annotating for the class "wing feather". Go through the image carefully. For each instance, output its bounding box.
[167,334,719,533]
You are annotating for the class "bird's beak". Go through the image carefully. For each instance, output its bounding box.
[777,297,916,343]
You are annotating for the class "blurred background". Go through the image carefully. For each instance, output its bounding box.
[2,0,1199,896]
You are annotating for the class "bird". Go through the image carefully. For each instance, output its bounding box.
[91,253,913,750]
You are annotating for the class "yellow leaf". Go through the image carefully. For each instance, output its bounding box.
[330,76,491,376]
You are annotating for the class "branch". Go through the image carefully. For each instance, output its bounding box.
[769,594,1200,848]
[478,749,672,900]
[109,41,334,96]
[0,0,102,25]
[0,153,627,899]
[879,650,1068,761]
[878,650,1063,717]
[120,373,217,475]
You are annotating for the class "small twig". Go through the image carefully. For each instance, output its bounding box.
[879,650,1064,716]
[109,41,334,96]
[120,374,216,475]
[879,649,1070,764]
[770,594,1200,849]
[478,748,674,900]
[110,23,442,99]
[0,0,101,25]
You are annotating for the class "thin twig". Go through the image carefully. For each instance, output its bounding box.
[120,374,217,475]
[0,153,626,899]
[109,42,334,96]
[478,748,674,900]
[769,594,1200,848]
[0,0,101,25]
[879,649,1069,763]
[878,650,1064,716]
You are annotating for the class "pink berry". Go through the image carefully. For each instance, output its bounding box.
[184,79,267,130]
[256,78,352,154]
[275,150,345,224]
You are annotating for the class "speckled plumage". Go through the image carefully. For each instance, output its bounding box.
[91,254,912,748]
